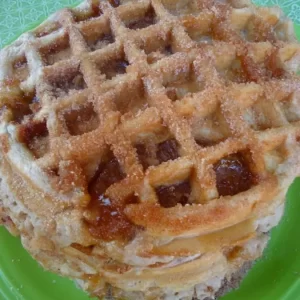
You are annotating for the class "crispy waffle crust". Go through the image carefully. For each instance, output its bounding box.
[0,0,300,299]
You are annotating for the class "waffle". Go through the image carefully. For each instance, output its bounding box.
[0,0,300,299]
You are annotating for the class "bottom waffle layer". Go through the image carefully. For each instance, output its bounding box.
[0,151,285,300]
[77,234,270,300]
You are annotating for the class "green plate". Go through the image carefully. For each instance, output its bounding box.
[1,1,300,299]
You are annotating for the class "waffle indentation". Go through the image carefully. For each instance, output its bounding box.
[156,139,180,163]
[162,0,199,16]
[85,155,137,241]
[0,92,40,124]
[18,120,49,158]
[40,34,71,66]
[126,6,157,30]
[214,152,256,197]
[279,93,300,123]
[13,56,29,82]
[49,68,87,98]
[88,155,126,197]
[63,103,99,136]
[156,181,191,208]
[97,57,129,80]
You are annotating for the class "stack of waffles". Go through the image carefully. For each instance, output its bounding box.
[0,0,300,299]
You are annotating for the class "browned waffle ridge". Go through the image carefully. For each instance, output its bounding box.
[0,0,300,299]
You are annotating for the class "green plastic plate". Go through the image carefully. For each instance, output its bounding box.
[1,1,300,299]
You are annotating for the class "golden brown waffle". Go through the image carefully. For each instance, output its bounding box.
[1,0,300,299]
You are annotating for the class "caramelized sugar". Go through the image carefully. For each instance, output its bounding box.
[18,120,49,158]
[156,139,179,163]
[136,144,150,170]
[86,156,137,241]
[87,195,137,241]
[71,243,94,255]
[226,245,243,261]
[165,88,178,101]
[4,92,38,123]
[88,157,126,196]
[11,102,32,123]
[136,139,179,170]
[109,0,120,7]
[18,120,48,145]
[156,181,191,208]
[127,7,156,30]
[214,153,256,197]
[91,3,102,17]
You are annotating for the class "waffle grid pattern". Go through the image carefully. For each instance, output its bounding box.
[1,0,300,238]
[1,0,300,299]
